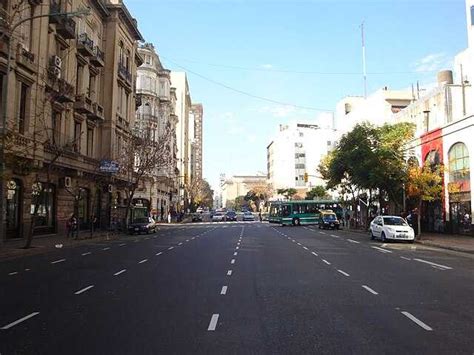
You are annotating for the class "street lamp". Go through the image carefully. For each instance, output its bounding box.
[0,7,90,244]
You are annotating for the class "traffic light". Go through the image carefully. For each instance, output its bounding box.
[304,172,308,182]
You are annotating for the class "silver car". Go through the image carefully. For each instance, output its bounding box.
[212,212,226,222]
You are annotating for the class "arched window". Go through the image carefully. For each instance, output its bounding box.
[449,142,470,182]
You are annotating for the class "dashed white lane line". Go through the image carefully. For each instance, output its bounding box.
[322,259,331,265]
[371,246,392,254]
[74,285,94,295]
[168,246,174,250]
[51,258,66,264]
[234,252,238,256]
[8,272,18,276]
[400,256,411,261]
[220,286,228,295]
[236,246,239,250]
[347,239,360,244]
[401,311,433,331]
[320,232,326,235]
[81,252,92,256]
[119,243,126,247]
[1,312,40,330]
[138,259,148,264]
[207,314,219,331]
[114,269,127,276]
[25,268,30,271]
[156,252,163,256]
[413,258,452,270]
[337,270,350,277]
[331,234,340,239]
[297,242,302,246]
[102,247,110,251]
[231,259,236,264]
[362,285,379,295]
[292,240,296,243]
[192,237,196,240]
[186,239,190,242]
[178,242,183,246]
[311,252,318,256]
[303,246,309,250]
[227,270,233,276]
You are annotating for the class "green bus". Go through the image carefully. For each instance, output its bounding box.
[269,200,342,226]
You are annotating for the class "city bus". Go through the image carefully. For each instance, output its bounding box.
[268,200,343,226]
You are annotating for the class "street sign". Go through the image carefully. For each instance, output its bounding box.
[99,160,119,173]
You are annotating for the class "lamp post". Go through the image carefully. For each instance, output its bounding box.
[0,7,90,244]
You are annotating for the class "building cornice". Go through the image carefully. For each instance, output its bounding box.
[105,1,144,41]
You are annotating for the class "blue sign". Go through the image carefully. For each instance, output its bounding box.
[99,160,119,173]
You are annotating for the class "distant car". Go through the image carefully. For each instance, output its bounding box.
[225,211,237,221]
[212,212,226,222]
[192,213,203,222]
[128,217,156,235]
[196,207,204,213]
[370,215,415,243]
[318,212,340,230]
[243,211,255,221]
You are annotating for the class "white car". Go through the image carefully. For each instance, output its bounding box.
[212,212,226,222]
[370,215,415,242]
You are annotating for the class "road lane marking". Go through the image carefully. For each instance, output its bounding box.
[186,239,190,242]
[400,256,411,261]
[119,243,126,247]
[8,271,18,276]
[331,235,340,239]
[236,246,239,250]
[371,246,392,254]
[362,285,378,295]
[311,252,318,256]
[337,270,350,277]
[156,252,163,256]
[102,247,110,251]
[231,259,235,264]
[220,286,228,295]
[178,242,183,246]
[413,258,452,270]
[320,232,326,235]
[322,259,331,265]
[51,258,66,264]
[227,270,232,276]
[347,239,360,244]
[303,246,309,250]
[138,259,148,264]
[1,312,40,330]
[114,269,126,276]
[168,246,174,250]
[234,252,238,256]
[25,269,30,272]
[74,285,94,295]
[401,311,433,331]
[207,314,219,331]
[292,240,296,243]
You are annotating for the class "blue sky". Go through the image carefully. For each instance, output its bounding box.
[126,0,467,191]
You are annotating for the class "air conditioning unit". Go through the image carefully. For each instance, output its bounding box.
[51,67,61,79]
[52,55,62,68]
[63,176,72,188]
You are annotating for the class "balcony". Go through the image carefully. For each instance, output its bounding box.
[51,5,76,40]
[88,102,105,122]
[77,33,94,57]
[46,68,75,103]
[159,94,170,102]
[118,62,132,85]
[16,44,36,71]
[74,94,94,115]
[90,46,104,67]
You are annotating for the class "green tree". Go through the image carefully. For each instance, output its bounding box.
[277,188,298,200]
[306,186,329,200]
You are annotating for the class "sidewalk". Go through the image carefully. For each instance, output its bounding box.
[0,230,123,261]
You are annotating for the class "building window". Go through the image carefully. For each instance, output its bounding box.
[449,143,470,182]
[6,179,21,239]
[31,182,56,233]
[76,64,84,95]
[86,127,94,157]
[78,187,90,228]
[52,111,61,145]
[74,121,81,153]
[18,82,29,134]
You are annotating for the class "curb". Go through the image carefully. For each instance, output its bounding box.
[415,240,474,255]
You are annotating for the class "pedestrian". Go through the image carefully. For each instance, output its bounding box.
[66,214,77,239]
[167,211,171,224]
[258,211,262,222]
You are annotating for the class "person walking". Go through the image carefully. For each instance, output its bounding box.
[167,211,172,224]
[66,214,77,239]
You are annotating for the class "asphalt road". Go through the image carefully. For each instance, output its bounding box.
[0,222,473,354]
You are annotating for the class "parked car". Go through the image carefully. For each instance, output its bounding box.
[128,217,156,235]
[212,212,226,222]
[370,215,415,242]
[243,211,255,221]
[192,213,203,222]
[225,211,237,221]
[318,212,340,230]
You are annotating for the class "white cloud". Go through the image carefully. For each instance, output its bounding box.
[261,64,274,69]
[259,105,297,118]
[413,53,453,73]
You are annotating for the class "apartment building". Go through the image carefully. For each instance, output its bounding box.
[220,174,267,208]
[190,103,203,181]
[2,0,143,241]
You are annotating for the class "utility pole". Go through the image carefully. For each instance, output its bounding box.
[361,21,367,99]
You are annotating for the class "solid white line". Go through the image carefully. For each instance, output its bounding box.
[1,312,40,330]
[322,259,331,265]
[413,258,452,270]
[156,252,163,256]
[8,271,18,276]
[311,252,318,256]
[400,256,411,261]
[401,311,433,331]
[234,252,238,256]
[220,286,228,295]
[168,246,174,250]
[362,285,378,295]
[227,270,232,276]
[231,259,235,264]
[51,258,66,264]
[347,239,360,244]
[207,314,219,331]
[119,243,126,247]
[102,247,110,251]
[138,259,148,264]
[303,246,309,250]
[371,246,392,253]
[81,252,91,256]
[337,270,350,277]
[114,269,126,276]
[74,285,94,295]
